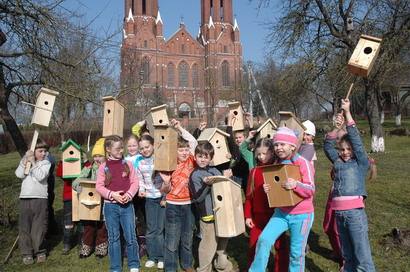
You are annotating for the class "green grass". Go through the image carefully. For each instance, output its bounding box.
[0,119,409,271]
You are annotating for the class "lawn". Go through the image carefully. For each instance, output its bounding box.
[0,119,409,272]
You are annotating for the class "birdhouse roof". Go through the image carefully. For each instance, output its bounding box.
[256,118,277,133]
[227,101,241,109]
[197,128,230,142]
[360,34,382,43]
[102,96,126,108]
[60,139,82,152]
[208,176,241,188]
[147,104,167,114]
[37,87,59,98]
[278,111,306,130]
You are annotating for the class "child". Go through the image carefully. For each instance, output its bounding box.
[244,137,288,272]
[135,134,165,269]
[160,119,197,272]
[72,138,108,258]
[15,140,51,265]
[299,120,317,164]
[323,99,375,272]
[96,135,140,272]
[189,142,234,272]
[250,127,315,272]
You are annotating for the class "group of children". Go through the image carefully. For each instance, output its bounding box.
[16,99,376,272]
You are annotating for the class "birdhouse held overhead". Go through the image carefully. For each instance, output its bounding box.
[256,118,277,141]
[72,179,102,221]
[209,176,245,238]
[228,102,245,131]
[102,96,125,137]
[197,128,230,166]
[31,87,59,127]
[278,111,306,146]
[260,164,303,207]
[154,126,178,171]
[145,104,169,134]
[348,35,382,77]
[60,139,83,179]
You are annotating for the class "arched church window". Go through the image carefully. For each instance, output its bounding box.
[192,63,199,88]
[167,62,175,87]
[221,60,230,87]
[179,61,189,87]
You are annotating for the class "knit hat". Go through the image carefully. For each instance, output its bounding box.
[92,138,105,157]
[273,127,298,147]
[302,120,316,137]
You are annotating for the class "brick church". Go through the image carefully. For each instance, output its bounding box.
[120,0,243,125]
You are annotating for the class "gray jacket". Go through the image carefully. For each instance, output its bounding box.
[16,159,51,199]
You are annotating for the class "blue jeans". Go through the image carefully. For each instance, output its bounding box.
[104,202,140,272]
[164,203,195,272]
[335,208,375,272]
[250,209,314,272]
[145,197,165,262]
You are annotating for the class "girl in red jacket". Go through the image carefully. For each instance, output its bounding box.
[244,137,289,272]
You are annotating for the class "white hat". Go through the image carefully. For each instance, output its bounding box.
[302,120,316,137]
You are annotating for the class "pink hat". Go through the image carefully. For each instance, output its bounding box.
[273,127,298,147]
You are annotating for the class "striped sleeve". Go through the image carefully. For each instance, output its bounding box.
[293,157,315,198]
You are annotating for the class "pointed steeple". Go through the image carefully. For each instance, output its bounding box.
[127,8,134,22]
[155,10,163,24]
[233,17,239,31]
[208,15,215,29]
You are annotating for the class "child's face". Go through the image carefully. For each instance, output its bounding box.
[274,142,295,160]
[34,148,47,161]
[107,141,124,159]
[303,133,314,144]
[195,153,211,168]
[139,140,154,158]
[93,155,105,165]
[177,147,190,162]
[127,138,139,156]
[234,132,245,146]
[256,146,273,164]
[338,141,352,162]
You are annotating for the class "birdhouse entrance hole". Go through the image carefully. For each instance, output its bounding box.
[107,109,111,114]
[217,195,223,201]
[161,135,165,140]
[88,192,94,197]
[44,101,49,105]
[69,151,74,155]
[267,134,271,138]
[159,119,163,124]
[274,176,280,182]
[233,111,238,115]
[364,47,372,54]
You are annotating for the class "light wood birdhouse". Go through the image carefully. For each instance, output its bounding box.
[145,104,169,134]
[60,139,83,179]
[31,87,59,127]
[260,164,304,207]
[256,118,277,141]
[154,126,178,171]
[228,102,245,131]
[102,96,125,137]
[278,111,306,146]
[197,128,230,166]
[347,35,382,77]
[210,176,245,237]
[72,179,102,221]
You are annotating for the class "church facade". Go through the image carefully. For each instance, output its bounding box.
[120,0,243,124]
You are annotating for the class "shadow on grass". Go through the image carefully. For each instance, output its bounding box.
[308,230,334,262]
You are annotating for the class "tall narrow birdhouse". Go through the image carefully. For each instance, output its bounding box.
[260,164,303,207]
[72,179,102,221]
[145,104,169,133]
[256,118,277,141]
[210,176,245,237]
[228,102,245,131]
[197,128,230,166]
[31,87,59,127]
[60,139,83,179]
[102,96,125,137]
[278,111,306,146]
[347,35,382,77]
[154,126,178,171]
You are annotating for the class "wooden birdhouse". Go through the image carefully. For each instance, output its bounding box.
[197,128,230,166]
[210,176,245,238]
[278,111,306,146]
[145,104,169,134]
[256,118,277,141]
[31,87,59,127]
[60,139,83,179]
[347,35,382,77]
[228,102,245,131]
[102,96,125,137]
[260,164,303,208]
[72,179,102,221]
[154,126,178,171]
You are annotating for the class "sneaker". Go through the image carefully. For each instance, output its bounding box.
[157,261,164,269]
[130,269,139,272]
[22,256,34,265]
[145,260,156,268]
[36,253,46,263]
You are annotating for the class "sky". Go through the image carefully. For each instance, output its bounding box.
[62,0,279,65]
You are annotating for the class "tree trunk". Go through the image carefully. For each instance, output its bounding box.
[380,111,385,124]
[365,80,385,152]
[0,65,28,157]
[395,114,401,126]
